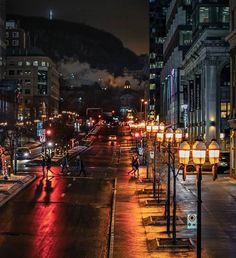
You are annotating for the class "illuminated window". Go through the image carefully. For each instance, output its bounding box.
[150,73,156,79]
[150,64,156,69]
[156,62,163,68]
[222,7,229,23]
[150,84,156,90]
[33,61,38,66]
[150,53,156,59]
[18,61,23,66]
[199,7,209,23]
[26,61,31,66]
[221,102,230,118]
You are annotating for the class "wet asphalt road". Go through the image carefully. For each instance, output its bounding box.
[0,126,122,258]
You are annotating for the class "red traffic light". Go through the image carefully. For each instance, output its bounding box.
[46,129,52,136]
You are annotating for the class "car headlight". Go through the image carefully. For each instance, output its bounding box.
[24,153,29,157]
[219,162,228,167]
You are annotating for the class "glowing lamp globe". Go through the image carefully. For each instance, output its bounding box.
[165,128,174,142]
[208,139,220,164]
[159,122,165,132]
[179,141,190,165]
[192,140,206,165]
[156,130,164,142]
[175,128,183,143]
[146,125,152,133]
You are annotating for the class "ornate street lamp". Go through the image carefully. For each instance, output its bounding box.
[155,124,183,236]
[179,139,220,258]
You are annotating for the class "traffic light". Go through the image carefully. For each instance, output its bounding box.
[46,129,52,137]
[134,132,140,138]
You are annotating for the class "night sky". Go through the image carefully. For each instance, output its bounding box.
[6,0,149,55]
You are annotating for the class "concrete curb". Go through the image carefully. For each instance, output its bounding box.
[0,175,36,208]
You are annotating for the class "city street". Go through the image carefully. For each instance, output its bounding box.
[0,125,122,258]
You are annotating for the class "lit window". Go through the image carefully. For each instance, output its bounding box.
[41,61,46,66]
[150,73,156,79]
[199,7,209,23]
[222,7,229,23]
[26,61,31,66]
[150,53,156,59]
[12,32,19,38]
[150,83,156,90]
[18,61,23,66]
[17,70,23,75]
[156,62,163,68]
[33,61,38,66]
[221,102,230,118]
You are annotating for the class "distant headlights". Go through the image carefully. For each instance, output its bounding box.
[218,162,228,167]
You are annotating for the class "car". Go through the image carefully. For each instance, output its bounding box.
[217,151,230,174]
[109,135,117,141]
[16,147,31,159]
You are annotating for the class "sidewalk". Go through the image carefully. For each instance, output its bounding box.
[0,174,36,207]
[112,153,199,258]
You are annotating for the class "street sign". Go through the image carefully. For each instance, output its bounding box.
[187,213,197,229]
[37,121,43,130]
[39,135,46,143]
[37,129,45,137]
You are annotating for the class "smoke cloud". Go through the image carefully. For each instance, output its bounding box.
[58,59,145,89]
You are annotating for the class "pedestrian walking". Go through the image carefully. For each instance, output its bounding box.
[42,155,46,178]
[45,155,52,178]
[76,155,87,177]
[128,153,140,177]
[60,152,70,175]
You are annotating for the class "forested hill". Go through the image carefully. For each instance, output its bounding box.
[7,15,143,75]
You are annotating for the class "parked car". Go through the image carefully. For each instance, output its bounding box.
[217,151,230,174]
[16,147,31,159]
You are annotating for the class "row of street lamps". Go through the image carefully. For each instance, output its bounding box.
[144,121,220,258]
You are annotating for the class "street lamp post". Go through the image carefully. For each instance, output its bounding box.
[140,98,144,113]
[179,139,220,258]
[144,101,148,126]
[156,125,183,236]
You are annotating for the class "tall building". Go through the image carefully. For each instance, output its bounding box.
[183,0,230,143]
[0,0,6,79]
[149,0,169,120]
[160,0,192,127]
[6,48,60,121]
[226,0,236,178]
[6,20,30,49]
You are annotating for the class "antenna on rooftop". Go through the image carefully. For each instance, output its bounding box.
[49,10,53,20]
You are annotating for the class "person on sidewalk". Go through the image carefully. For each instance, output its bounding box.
[60,152,70,175]
[128,153,140,177]
[76,155,87,177]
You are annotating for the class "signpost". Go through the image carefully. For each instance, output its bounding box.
[187,213,197,229]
